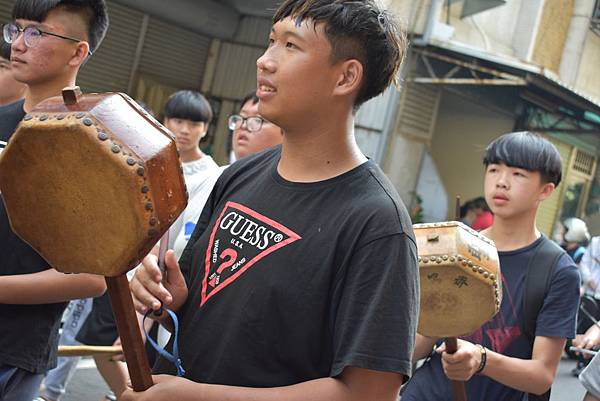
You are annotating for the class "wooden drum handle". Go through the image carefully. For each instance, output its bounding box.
[57,345,123,357]
[153,230,170,317]
[445,337,468,401]
[106,275,154,391]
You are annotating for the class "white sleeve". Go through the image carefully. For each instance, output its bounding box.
[581,240,594,284]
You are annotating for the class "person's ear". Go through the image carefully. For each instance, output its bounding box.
[332,59,363,98]
[68,42,90,67]
[200,123,209,138]
[539,182,556,201]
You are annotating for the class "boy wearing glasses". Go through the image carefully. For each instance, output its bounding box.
[229,92,283,161]
[0,1,108,400]
[126,1,419,400]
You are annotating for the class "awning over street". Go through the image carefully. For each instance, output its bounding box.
[408,39,600,134]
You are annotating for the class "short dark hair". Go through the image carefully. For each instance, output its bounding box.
[12,0,109,54]
[471,197,490,213]
[483,131,563,186]
[163,90,213,123]
[460,200,473,219]
[273,0,407,108]
[239,92,259,112]
[0,41,11,60]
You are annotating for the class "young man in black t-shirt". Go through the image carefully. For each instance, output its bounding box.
[125,1,419,400]
[0,1,109,399]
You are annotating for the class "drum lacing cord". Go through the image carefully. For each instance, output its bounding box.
[143,308,186,377]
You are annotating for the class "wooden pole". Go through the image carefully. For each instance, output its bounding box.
[444,337,468,401]
[105,275,154,391]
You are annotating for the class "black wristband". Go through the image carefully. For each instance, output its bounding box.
[475,344,487,374]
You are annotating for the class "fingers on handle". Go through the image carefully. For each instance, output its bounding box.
[130,277,169,313]
[165,250,184,279]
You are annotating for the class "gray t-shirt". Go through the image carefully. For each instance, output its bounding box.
[168,155,224,259]
[580,351,600,398]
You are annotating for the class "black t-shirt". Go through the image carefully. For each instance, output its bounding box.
[0,99,68,373]
[154,147,420,387]
[0,99,25,142]
[76,292,118,346]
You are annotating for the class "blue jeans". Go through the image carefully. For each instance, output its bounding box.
[0,364,44,401]
[39,298,92,401]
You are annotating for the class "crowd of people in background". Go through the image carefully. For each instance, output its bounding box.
[2,1,600,401]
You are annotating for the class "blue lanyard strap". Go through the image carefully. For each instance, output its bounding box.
[143,308,186,377]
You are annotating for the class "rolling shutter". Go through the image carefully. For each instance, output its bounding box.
[0,1,12,27]
[77,1,144,93]
[138,17,211,90]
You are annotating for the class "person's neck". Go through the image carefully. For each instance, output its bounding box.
[23,76,77,113]
[179,147,204,163]
[481,212,540,252]
[277,112,367,182]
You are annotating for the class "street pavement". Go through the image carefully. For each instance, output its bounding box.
[57,356,588,401]
[61,358,110,401]
[551,358,587,401]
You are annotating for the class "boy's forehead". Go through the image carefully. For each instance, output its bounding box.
[487,162,540,176]
[272,17,326,40]
[15,15,65,35]
[22,8,87,37]
[15,18,45,27]
[166,117,204,124]
[240,101,259,115]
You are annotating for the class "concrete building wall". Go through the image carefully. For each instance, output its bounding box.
[575,30,600,103]
[429,91,514,219]
[532,0,574,72]
[512,0,546,61]
[383,77,442,208]
[385,135,427,207]
[445,0,522,57]
[388,0,432,37]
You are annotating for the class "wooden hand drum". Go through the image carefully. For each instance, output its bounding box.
[0,87,187,276]
[414,221,501,337]
[0,87,188,391]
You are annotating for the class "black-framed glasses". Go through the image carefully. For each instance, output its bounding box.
[228,114,265,132]
[3,23,92,56]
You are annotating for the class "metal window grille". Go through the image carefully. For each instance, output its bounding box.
[572,149,596,177]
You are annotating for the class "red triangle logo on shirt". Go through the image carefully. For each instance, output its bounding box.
[485,326,521,354]
[200,201,301,306]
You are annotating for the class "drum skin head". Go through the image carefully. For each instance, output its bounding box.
[0,91,188,276]
[414,222,502,337]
